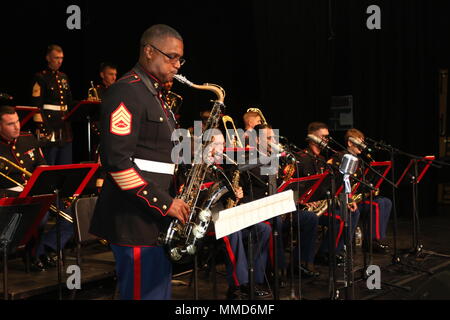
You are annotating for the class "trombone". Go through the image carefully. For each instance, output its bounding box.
[222,115,244,148]
[0,157,73,223]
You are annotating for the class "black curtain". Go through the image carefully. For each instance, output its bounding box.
[1,0,449,216]
[250,0,450,216]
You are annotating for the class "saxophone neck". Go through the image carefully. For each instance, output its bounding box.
[193,83,225,103]
[174,74,225,102]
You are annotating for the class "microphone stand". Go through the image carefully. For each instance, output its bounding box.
[366,138,450,273]
[245,171,256,300]
[335,137,412,291]
[290,144,341,299]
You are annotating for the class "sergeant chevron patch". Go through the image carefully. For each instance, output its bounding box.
[111,103,132,136]
[110,168,146,190]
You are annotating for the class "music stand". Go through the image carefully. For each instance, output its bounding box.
[18,163,99,299]
[278,171,330,203]
[278,172,330,300]
[0,195,55,300]
[396,156,435,257]
[63,100,101,161]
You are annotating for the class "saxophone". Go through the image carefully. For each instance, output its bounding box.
[226,170,240,209]
[160,74,230,262]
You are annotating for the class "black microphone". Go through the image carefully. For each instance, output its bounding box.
[307,134,328,148]
[307,134,338,154]
[348,136,372,153]
[365,137,389,151]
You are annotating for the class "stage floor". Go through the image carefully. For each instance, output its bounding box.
[1,214,450,300]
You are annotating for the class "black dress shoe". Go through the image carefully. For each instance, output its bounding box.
[40,252,58,268]
[299,264,320,278]
[30,258,46,272]
[315,254,344,267]
[226,286,241,300]
[240,284,271,298]
[372,241,390,254]
[363,241,390,254]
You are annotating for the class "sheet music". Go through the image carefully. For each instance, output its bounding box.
[214,190,296,239]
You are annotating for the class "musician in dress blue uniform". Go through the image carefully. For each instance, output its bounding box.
[31,45,73,166]
[342,128,391,254]
[0,105,73,271]
[202,132,271,299]
[296,122,360,266]
[89,25,190,300]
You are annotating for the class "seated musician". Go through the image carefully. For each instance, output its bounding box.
[250,124,319,279]
[200,129,271,299]
[0,105,73,271]
[340,128,391,254]
[296,122,360,266]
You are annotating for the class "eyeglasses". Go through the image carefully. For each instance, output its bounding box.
[147,44,185,66]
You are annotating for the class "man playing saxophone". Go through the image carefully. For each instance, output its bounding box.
[296,122,360,267]
[0,105,74,271]
[337,128,391,254]
[89,24,189,300]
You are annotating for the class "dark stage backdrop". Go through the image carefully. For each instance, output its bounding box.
[0,0,449,217]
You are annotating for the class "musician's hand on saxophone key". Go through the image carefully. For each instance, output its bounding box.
[232,186,244,205]
[347,201,358,212]
[167,199,190,224]
[235,187,244,200]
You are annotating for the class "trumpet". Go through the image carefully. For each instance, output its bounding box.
[247,107,268,126]
[0,157,73,223]
[222,115,244,148]
[87,81,100,101]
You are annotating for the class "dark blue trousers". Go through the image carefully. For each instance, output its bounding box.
[358,196,392,241]
[111,245,172,300]
[43,142,72,165]
[282,210,319,264]
[35,211,74,257]
[35,143,73,256]
[318,207,360,254]
[223,222,270,287]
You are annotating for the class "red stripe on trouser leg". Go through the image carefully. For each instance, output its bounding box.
[363,201,381,240]
[133,247,141,300]
[262,221,274,267]
[322,212,344,248]
[223,236,240,287]
[336,219,344,248]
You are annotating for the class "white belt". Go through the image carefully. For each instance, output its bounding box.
[134,158,175,175]
[43,104,67,111]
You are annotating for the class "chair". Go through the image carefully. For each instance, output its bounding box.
[73,196,100,266]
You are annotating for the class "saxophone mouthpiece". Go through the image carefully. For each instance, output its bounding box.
[174,74,194,87]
